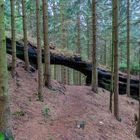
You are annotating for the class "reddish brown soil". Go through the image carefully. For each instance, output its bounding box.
[8,60,139,140]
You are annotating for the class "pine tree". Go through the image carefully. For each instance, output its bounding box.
[76,1,82,85]
[135,44,140,138]
[36,0,43,100]
[22,0,30,71]
[104,40,107,66]
[0,0,13,138]
[42,0,51,88]
[87,18,90,60]
[109,40,114,112]
[86,0,91,60]
[29,0,34,36]
[60,0,67,84]
[91,0,98,93]
[10,0,16,77]
[110,1,115,113]
[112,0,119,120]
[126,0,130,97]
[52,0,57,80]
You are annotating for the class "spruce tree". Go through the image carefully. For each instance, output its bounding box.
[36,0,43,100]
[42,0,51,88]
[10,0,16,77]
[91,0,98,93]
[22,0,30,71]
[112,0,119,120]
[0,0,13,139]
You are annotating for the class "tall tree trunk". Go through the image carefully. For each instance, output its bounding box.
[10,0,16,77]
[110,6,115,112]
[113,0,119,120]
[77,6,81,85]
[87,18,90,60]
[109,39,114,112]
[0,1,13,138]
[91,0,98,93]
[22,0,30,71]
[29,0,34,36]
[104,40,107,66]
[126,0,130,97]
[53,0,57,80]
[136,46,140,138]
[60,1,67,84]
[42,0,51,88]
[36,0,43,100]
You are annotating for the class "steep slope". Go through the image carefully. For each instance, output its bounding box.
[8,58,139,140]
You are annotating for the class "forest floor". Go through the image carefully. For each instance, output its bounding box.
[8,57,139,140]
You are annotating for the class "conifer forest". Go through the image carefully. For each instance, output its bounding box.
[0,0,140,139]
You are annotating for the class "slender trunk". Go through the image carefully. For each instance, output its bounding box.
[92,0,98,93]
[136,46,140,138]
[36,0,43,100]
[87,19,90,60]
[77,8,81,85]
[53,0,57,80]
[22,0,30,71]
[104,40,107,66]
[42,0,51,88]
[60,1,67,84]
[0,1,13,138]
[58,65,61,82]
[120,44,123,65]
[110,39,114,112]
[110,7,115,112]
[10,0,16,77]
[73,70,77,85]
[126,0,130,97]
[67,68,70,85]
[113,0,119,120]
[29,0,34,36]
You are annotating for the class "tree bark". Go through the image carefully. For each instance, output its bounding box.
[10,0,16,77]
[126,0,130,97]
[29,0,34,36]
[136,46,140,138]
[92,0,98,93]
[0,1,13,139]
[36,0,43,100]
[113,0,119,120]
[60,0,67,84]
[76,3,82,85]
[110,2,115,113]
[42,0,51,88]
[22,0,30,71]
[53,0,57,80]
[104,40,107,66]
[87,18,90,60]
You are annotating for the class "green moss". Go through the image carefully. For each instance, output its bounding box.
[0,132,5,140]
[0,132,13,140]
